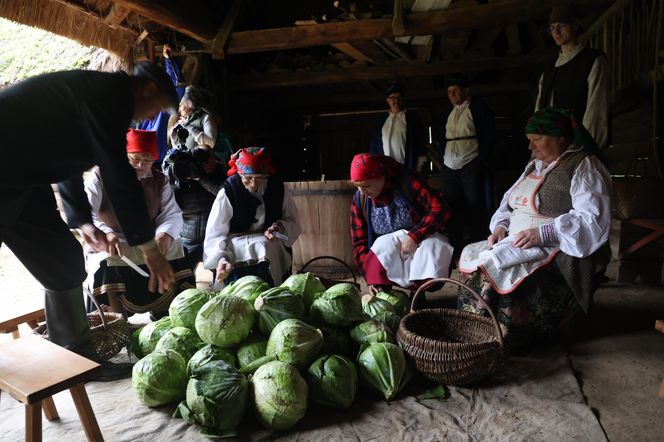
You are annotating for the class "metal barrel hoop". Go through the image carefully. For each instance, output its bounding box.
[299,255,357,284]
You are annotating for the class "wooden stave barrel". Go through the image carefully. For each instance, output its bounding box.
[285,180,358,279]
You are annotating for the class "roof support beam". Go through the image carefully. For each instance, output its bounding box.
[232,54,551,90]
[104,5,130,29]
[211,0,246,59]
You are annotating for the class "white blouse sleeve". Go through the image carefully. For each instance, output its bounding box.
[488,166,531,234]
[553,156,612,257]
[154,178,183,239]
[203,188,234,269]
[83,172,114,235]
[583,56,610,148]
[278,186,301,247]
[194,114,218,148]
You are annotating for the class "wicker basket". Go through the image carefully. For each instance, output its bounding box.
[299,255,360,291]
[33,288,130,361]
[397,278,505,386]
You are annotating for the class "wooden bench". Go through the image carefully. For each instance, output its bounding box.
[0,308,45,339]
[0,335,103,441]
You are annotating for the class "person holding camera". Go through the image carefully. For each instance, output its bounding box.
[83,129,195,318]
[203,148,301,286]
[163,86,225,273]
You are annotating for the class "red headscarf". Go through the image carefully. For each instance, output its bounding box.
[350,153,401,181]
[126,129,158,160]
[227,147,276,176]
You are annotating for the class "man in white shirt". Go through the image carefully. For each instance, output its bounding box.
[535,3,609,148]
[440,76,496,257]
[369,84,426,172]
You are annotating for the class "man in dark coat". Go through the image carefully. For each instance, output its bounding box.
[369,84,427,172]
[0,62,178,381]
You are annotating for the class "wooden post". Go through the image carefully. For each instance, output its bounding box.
[70,384,104,442]
[212,0,246,59]
[25,402,42,442]
[393,0,406,36]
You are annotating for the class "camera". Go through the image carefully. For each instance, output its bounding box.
[173,124,190,148]
[165,147,212,188]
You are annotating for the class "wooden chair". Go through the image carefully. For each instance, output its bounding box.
[0,335,103,442]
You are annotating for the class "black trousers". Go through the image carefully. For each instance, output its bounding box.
[441,157,489,255]
[0,186,86,291]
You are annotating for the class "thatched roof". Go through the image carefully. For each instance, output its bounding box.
[0,0,135,60]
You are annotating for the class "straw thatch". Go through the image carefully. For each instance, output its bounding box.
[0,0,135,61]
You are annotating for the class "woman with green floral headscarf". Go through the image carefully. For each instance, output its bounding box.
[456,107,612,348]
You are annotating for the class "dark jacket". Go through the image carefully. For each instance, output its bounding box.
[0,70,154,246]
[369,110,426,172]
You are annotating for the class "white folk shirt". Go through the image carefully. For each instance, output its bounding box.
[535,44,610,148]
[203,183,301,285]
[444,98,479,170]
[381,111,407,164]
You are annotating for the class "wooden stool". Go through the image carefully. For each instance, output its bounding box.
[0,335,103,441]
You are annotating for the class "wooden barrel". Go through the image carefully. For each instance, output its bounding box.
[285,180,357,279]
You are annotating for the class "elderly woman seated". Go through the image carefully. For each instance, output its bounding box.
[457,108,612,348]
[203,147,300,286]
[350,153,454,294]
[84,129,194,317]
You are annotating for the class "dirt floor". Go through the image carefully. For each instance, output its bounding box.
[1,244,663,441]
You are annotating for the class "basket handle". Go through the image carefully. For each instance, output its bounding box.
[299,255,357,284]
[83,285,109,331]
[410,277,504,346]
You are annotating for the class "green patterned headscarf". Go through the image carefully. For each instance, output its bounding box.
[525,107,601,157]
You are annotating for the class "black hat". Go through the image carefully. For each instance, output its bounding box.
[132,61,179,114]
[446,75,469,88]
[549,3,581,25]
[386,82,404,96]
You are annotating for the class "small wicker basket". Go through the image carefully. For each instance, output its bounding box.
[34,287,130,361]
[397,278,505,386]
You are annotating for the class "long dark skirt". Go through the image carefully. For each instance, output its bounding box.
[87,257,195,316]
[456,262,580,349]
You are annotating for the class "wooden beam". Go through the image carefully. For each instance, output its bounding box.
[579,0,631,45]
[393,0,406,36]
[104,5,130,29]
[113,0,218,42]
[212,0,246,59]
[232,54,551,90]
[225,0,611,55]
[52,0,137,37]
[332,43,376,64]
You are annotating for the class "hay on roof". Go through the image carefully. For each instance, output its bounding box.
[0,0,134,61]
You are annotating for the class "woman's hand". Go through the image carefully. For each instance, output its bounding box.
[368,285,380,296]
[487,226,507,248]
[79,223,108,252]
[140,244,175,293]
[155,232,173,256]
[512,228,541,249]
[264,223,283,241]
[106,232,122,256]
[399,235,418,260]
[216,259,233,282]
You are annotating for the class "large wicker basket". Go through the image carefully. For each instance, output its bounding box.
[397,278,505,386]
[34,288,130,361]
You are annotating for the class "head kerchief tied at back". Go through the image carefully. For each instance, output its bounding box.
[350,153,402,181]
[227,147,276,177]
[126,129,158,160]
[525,107,600,157]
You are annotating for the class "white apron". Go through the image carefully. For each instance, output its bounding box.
[371,230,454,288]
[458,172,559,294]
[227,232,291,286]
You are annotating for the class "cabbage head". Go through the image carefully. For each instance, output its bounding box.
[132,349,187,407]
[220,275,269,303]
[319,326,353,357]
[169,288,214,329]
[196,295,255,348]
[137,316,174,356]
[187,344,238,376]
[266,318,323,369]
[307,354,357,409]
[236,335,268,369]
[375,289,410,316]
[154,326,205,361]
[281,272,326,311]
[357,342,411,401]
[252,361,308,430]
[372,310,402,333]
[254,287,305,335]
[362,294,397,319]
[175,360,248,433]
[310,283,364,327]
[350,320,396,346]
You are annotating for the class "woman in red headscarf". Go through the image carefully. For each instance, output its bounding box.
[203,147,301,286]
[350,153,453,294]
[83,129,194,317]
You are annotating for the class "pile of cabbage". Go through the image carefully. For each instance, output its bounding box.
[130,274,414,437]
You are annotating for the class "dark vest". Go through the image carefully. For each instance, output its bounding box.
[525,151,611,312]
[222,174,284,234]
[539,47,603,119]
[96,167,165,232]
